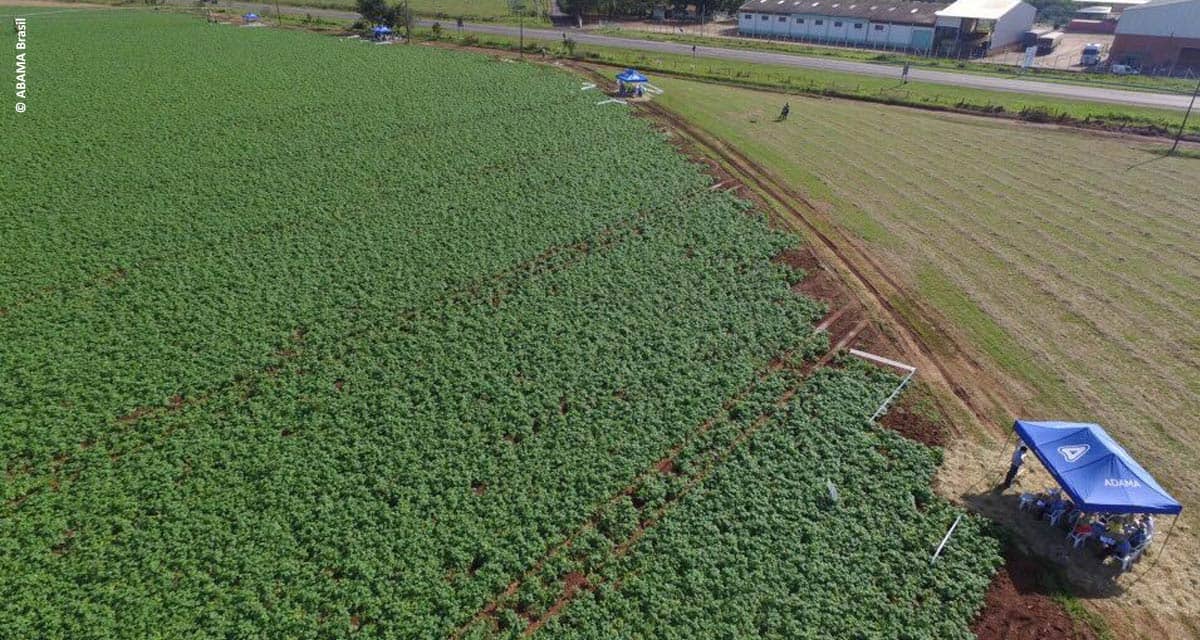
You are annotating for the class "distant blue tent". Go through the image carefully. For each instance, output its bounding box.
[243,12,259,21]
[1014,420,1182,515]
[615,68,648,83]
[373,25,392,35]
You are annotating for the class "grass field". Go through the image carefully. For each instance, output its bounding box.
[653,76,1200,637]
[1,9,1001,638]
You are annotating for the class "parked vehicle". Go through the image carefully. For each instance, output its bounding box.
[1110,63,1140,75]
[1036,31,1063,55]
[1080,43,1103,66]
[1021,29,1049,49]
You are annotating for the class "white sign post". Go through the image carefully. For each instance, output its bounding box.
[1021,45,1037,70]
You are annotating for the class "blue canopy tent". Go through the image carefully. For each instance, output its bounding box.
[615,69,648,96]
[372,25,392,38]
[243,12,259,22]
[615,68,648,83]
[1013,420,1181,515]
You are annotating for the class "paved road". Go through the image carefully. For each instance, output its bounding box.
[194,0,1194,110]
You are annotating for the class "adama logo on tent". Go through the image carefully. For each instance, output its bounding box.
[1057,444,1090,462]
[1104,478,1141,488]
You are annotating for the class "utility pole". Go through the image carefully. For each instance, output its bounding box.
[275,0,282,26]
[1170,74,1200,156]
[405,0,412,42]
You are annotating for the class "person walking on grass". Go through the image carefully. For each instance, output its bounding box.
[1001,443,1028,489]
[779,102,790,121]
[901,62,911,84]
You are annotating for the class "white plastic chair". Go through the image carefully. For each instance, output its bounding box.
[1018,492,1035,511]
[1115,534,1154,571]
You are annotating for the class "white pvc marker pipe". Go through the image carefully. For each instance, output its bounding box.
[930,514,963,566]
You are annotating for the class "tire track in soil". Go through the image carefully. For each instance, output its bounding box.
[454,308,868,639]
[5,190,712,513]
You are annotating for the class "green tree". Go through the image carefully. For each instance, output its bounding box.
[355,0,417,28]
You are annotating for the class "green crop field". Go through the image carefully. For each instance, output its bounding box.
[653,76,1200,636]
[2,10,998,638]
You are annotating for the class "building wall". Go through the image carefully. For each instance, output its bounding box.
[911,26,935,49]
[888,23,915,46]
[1116,0,1200,40]
[867,21,891,43]
[1109,32,1200,67]
[771,12,792,36]
[990,2,1037,50]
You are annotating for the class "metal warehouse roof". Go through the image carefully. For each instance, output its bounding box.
[935,0,1027,19]
[738,0,949,24]
[1126,0,1199,7]
[1116,0,1200,38]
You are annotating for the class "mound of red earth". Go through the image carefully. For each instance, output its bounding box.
[972,553,1098,640]
[880,405,948,448]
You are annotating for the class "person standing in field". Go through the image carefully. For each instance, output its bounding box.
[901,62,911,84]
[779,102,790,121]
[1001,443,1028,489]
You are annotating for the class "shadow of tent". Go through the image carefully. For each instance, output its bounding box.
[961,489,1127,599]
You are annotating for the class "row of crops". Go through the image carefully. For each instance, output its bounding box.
[1,10,998,639]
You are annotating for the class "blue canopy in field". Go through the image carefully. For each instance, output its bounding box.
[1014,420,1182,515]
[616,68,648,83]
[373,25,392,34]
[243,12,259,20]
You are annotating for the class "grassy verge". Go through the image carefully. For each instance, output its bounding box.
[590,24,1199,96]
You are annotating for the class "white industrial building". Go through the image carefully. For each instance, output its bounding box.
[737,0,1035,54]
[934,0,1037,52]
[738,0,945,51]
